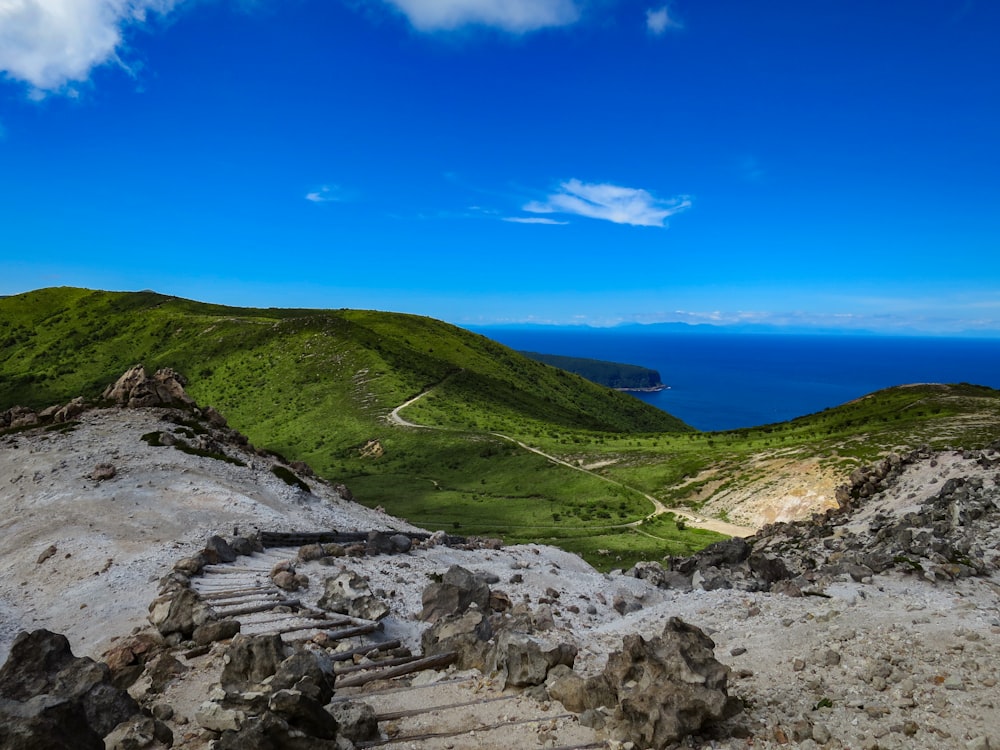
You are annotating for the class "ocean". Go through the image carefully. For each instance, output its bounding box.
[467,327,1000,432]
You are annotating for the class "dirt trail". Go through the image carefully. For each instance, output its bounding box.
[386,385,755,538]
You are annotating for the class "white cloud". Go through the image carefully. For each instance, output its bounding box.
[380,0,580,32]
[646,5,680,35]
[524,179,691,227]
[305,185,345,203]
[503,216,569,225]
[0,0,182,94]
[740,155,765,183]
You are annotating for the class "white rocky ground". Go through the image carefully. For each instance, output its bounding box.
[1,405,998,749]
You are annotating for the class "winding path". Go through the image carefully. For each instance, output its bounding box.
[385,383,755,538]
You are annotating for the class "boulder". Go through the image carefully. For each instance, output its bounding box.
[54,396,88,423]
[389,533,413,553]
[193,618,241,646]
[747,553,791,585]
[270,650,335,705]
[3,405,40,429]
[327,700,379,744]
[230,536,259,556]
[546,665,617,713]
[202,405,228,427]
[103,715,173,750]
[366,531,396,555]
[102,632,165,675]
[172,554,206,576]
[297,543,326,562]
[90,463,117,481]
[102,365,195,408]
[0,629,140,740]
[214,710,342,750]
[204,535,238,564]
[317,569,389,621]
[272,570,304,592]
[419,565,491,623]
[491,631,577,689]
[604,618,735,749]
[130,652,187,697]
[420,608,493,671]
[268,689,338,739]
[629,561,692,590]
[195,700,246,732]
[220,634,287,693]
[148,586,213,638]
[0,694,104,750]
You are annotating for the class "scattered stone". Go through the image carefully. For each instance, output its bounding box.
[91,463,117,481]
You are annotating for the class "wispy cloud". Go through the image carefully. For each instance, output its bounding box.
[0,0,183,95]
[523,179,691,227]
[305,185,346,203]
[503,216,569,225]
[739,155,765,183]
[646,5,681,35]
[380,0,580,32]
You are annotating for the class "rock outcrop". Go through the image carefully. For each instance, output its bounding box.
[102,365,195,408]
[0,630,145,748]
[545,618,736,749]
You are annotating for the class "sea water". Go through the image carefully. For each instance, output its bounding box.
[468,327,1000,432]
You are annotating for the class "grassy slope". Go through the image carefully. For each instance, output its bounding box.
[5,288,1000,570]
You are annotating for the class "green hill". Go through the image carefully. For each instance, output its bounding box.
[0,287,687,433]
[519,352,664,390]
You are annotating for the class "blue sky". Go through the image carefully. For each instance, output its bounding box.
[1,0,999,334]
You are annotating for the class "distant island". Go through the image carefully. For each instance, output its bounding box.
[519,351,667,392]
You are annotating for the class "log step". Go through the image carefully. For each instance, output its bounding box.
[329,640,402,663]
[213,598,300,617]
[197,586,280,600]
[336,652,457,689]
[355,712,575,748]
